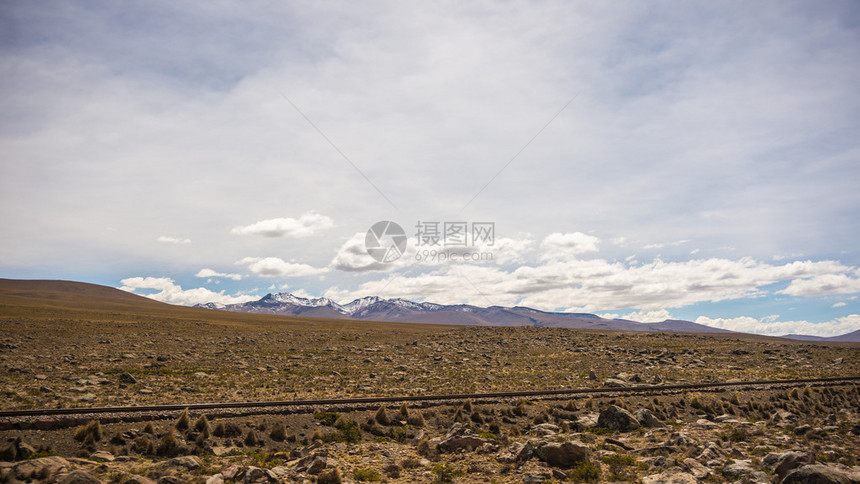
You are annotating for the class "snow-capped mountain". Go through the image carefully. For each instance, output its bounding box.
[195,292,736,333]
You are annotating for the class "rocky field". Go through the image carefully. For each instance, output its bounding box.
[1,287,859,483]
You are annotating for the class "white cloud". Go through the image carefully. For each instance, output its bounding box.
[238,256,328,278]
[777,273,860,297]
[330,231,534,273]
[696,314,860,338]
[539,232,599,260]
[326,255,860,314]
[157,236,191,244]
[643,240,689,250]
[617,309,674,323]
[833,302,847,308]
[195,268,242,281]
[119,276,257,306]
[330,232,393,272]
[231,213,334,238]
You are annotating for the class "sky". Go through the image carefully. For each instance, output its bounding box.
[2,1,860,337]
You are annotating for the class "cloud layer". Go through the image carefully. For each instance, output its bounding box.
[119,277,257,306]
[231,213,334,238]
[3,3,859,337]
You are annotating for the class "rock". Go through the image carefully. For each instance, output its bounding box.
[532,423,560,436]
[305,457,329,475]
[635,408,664,428]
[694,418,719,429]
[439,435,486,453]
[681,458,710,479]
[119,372,138,384]
[221,465,240,479]
[722,459,757,478]
[57,470,104,484]
[577,413,599,429]
[535,441,590,468]
[122,476,157,484]
[781,464,860,484]
[771,411,796,423]
[90,450,115,462]
[642,469,698,484]
[241,466,267,481]
[588,370,598,380]
[605,437,633,451]
[516,440,537,462]
[205,476,224,484]
[14,456,70,480]
[603,378,628,388]
[794,424,812,435]
[157,477,183,484]
[496,449,517,463]
[696,442,723,461]
[772,451,815,480]
[16,442,36,460]
[167,455,200,470]
[597,405,640,431]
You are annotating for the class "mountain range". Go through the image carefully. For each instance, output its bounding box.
[194,293,860,342]
[196,292,739,333]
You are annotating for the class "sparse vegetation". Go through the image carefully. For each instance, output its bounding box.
[569,461,601,482]
[0,285,857,483]
[353,468,382,481]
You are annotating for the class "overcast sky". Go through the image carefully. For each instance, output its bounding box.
[2,1,859,336]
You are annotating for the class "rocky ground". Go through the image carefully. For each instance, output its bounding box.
[1,319,857,409]
[1,318,859,482]
[1,384,859,483]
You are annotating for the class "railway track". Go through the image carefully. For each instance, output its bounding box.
[1,376,857,429]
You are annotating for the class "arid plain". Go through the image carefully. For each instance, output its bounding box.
[1,280,858,483]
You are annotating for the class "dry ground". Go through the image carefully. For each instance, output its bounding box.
[0,280,858,483]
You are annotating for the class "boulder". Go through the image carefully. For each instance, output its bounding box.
[90,450,115,462]
[642,469,698,484]
[156,477,183,484]
[772,451,815,480]
[722,459,757,478]
[122,476,157,484]
[241,466,267,482]
[635,408,664,428]
[535,441,589,468]
[681,458,710,479]
[439,435,486,453]
[167,455,200,470]
[603,378,628,388]
[781,464,860,484]
[532,423,560,436]
[118,372,138,384]
[57,470,104,484]
[597,405,640,431]
[14,456,70,481]
[306,457,330,475]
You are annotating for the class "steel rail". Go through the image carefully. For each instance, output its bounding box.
[1,376,857,419]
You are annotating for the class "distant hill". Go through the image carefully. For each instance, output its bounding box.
[782,329,860,343]
[2,279,856,341]
[196,291,737,334]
